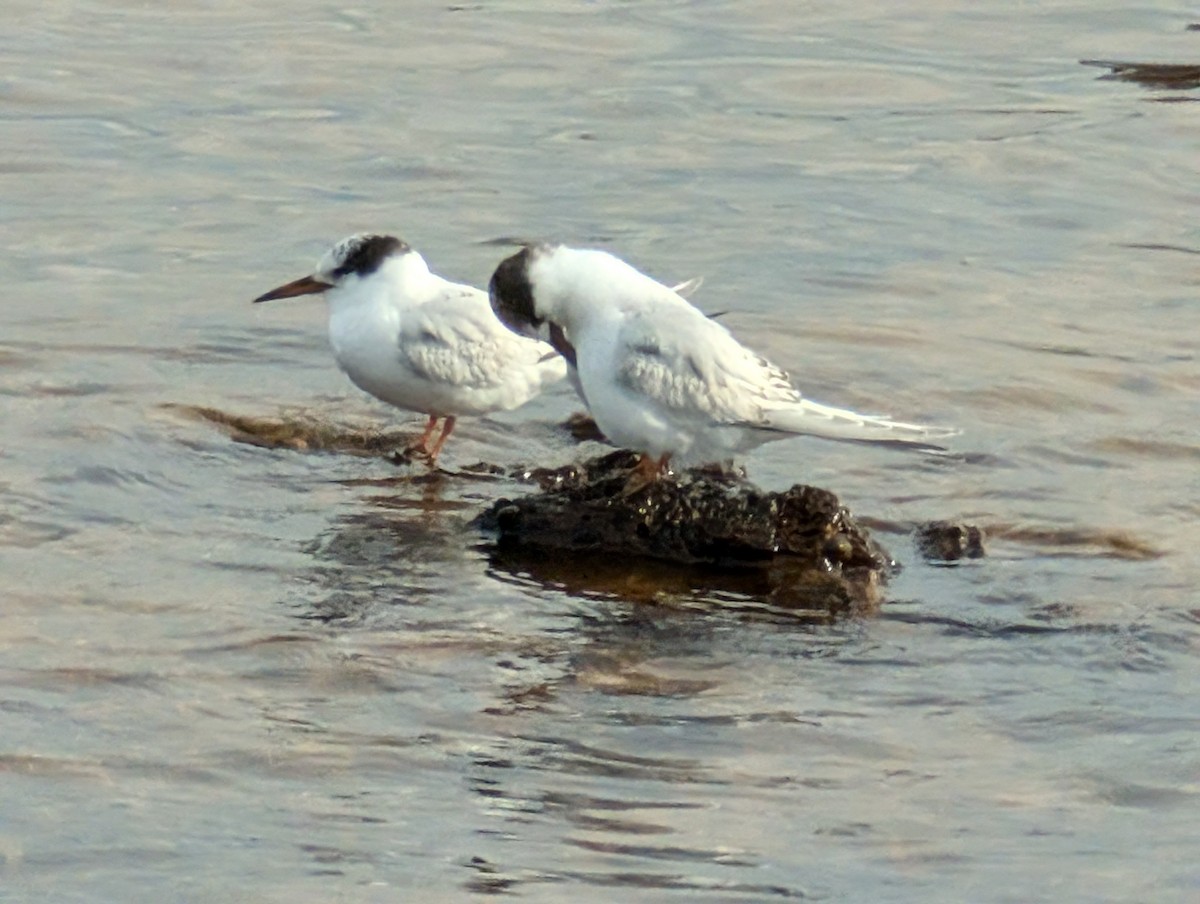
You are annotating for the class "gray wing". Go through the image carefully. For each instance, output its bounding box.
[615,306,799,426]
[616,302,955,445]
[400,287,549,390]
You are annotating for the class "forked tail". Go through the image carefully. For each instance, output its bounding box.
[760,398,959,451]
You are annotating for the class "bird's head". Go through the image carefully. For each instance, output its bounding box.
[253,233,411,303]
[489,243,584,366]
[488,245,552,341]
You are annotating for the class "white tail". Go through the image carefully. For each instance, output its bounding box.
[670,276,704,299]
[760,398,958,449]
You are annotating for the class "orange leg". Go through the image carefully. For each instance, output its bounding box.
[636,452,671,479]
[621,452,672,495]
[407,414,440,456]
[426,415,457,463]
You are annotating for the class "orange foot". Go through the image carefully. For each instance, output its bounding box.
[620,452,672,497]
[397,414,456,466]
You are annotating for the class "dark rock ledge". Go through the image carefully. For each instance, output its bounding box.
[171,404,991,613]
[473,451,898,615]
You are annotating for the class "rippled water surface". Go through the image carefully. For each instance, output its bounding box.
[3,1,1198,901]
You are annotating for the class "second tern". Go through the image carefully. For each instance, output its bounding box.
[489,244,955,473]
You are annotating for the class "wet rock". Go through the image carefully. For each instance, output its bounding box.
[167,404,411,455]
[561,411,606,442]
[915,520,986,562]
[1081,59,1200,90]
[475,451,894,614]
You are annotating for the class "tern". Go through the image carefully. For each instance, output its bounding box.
[489,244,955,475]
[254,233,568,462]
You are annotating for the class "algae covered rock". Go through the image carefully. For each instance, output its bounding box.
[915,520,986,562]
[475,451,893,613]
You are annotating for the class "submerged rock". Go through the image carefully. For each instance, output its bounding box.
[475,451,894,614]
[915,520,986,562]
[166,404,412,455]
[1081,59,1200,90]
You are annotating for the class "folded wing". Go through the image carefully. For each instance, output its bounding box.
[615,307,797,425]
[401,287,562,390]
[616,306,954,446]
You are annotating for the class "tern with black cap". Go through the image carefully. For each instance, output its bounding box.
[489,244,956,476]
[254,234,567,463]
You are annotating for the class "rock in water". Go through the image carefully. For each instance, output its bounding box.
[914,520,986,562]
[474,451,893,614]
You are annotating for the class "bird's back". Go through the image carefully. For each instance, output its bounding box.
[333,257,565,416]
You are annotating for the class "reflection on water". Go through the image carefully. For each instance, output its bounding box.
[3,0,1199,900]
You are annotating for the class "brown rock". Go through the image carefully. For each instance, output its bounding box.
[475,451,894,614]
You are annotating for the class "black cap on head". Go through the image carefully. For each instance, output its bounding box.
[331,234,410,279]
[489,246,542,335]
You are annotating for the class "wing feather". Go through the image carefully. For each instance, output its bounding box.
[400,287,548,390]
[615,307,798,427]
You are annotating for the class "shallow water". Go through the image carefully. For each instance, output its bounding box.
[2,1,1198,901]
